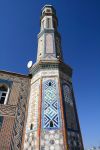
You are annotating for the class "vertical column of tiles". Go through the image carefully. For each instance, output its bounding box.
[24,79,40,150]
[40,77,65,150]
[62,80,83,149]
[26,79,40,131]
[58,79,69,150]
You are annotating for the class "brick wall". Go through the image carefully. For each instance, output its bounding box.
[0,71,30,150]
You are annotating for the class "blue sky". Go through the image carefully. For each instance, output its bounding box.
[0,0,100,148]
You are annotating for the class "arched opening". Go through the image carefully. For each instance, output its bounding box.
[49,82,51,86]
[47,18,51,28]
[30,123,33,130]
[0,85,8,104]
[50,120,53,128]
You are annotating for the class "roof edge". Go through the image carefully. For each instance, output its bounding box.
[0,70,30,78]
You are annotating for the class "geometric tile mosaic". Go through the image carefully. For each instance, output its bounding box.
[24,79,40,150]
[67,131,82,150]
[26,80,40,132]
[62,83,73,106]
[62,81,83,149]
[10,95,27,150]
[42,79,61,129]
[40,130,64,150]
[24,131,38,150]
[62,82,78,130]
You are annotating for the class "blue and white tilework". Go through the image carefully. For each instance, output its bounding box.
[42,78,61,130]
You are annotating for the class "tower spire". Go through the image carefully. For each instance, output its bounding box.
[37,5,63,62]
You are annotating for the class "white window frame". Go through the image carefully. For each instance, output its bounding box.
[0,84,9,105]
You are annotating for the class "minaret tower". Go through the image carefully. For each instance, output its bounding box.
[24,5,84,150]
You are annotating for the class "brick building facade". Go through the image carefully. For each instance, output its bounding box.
[0,71,30,149]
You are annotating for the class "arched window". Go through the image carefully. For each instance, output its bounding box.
[50,120,53,127]
[0,85,8,104]
[49,82,51,86]
[47,18,51,28]
[30,123,33,130]
[62,83,73,106]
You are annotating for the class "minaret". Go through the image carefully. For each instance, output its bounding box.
[24,5,84,150]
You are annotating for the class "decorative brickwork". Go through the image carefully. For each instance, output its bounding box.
[0,71,30,150]
[62,80,83,149]
[62,81,77,130]
[10,79,30,150]
[10,97,27,149]
[0,115,15,149]
[0,104,16,116]
[26,80,40,131]
[24,131,38,150]
[0,71,30,105]
[24,79,40,150]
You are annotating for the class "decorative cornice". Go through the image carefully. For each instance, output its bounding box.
[38,28,54,38]
[29,60,72,77]
[38,29,60,39]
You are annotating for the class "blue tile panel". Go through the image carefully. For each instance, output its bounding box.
[42,79,61,129]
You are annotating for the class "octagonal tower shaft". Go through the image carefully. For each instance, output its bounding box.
[37,5,63,62]
[23,5,84,150]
